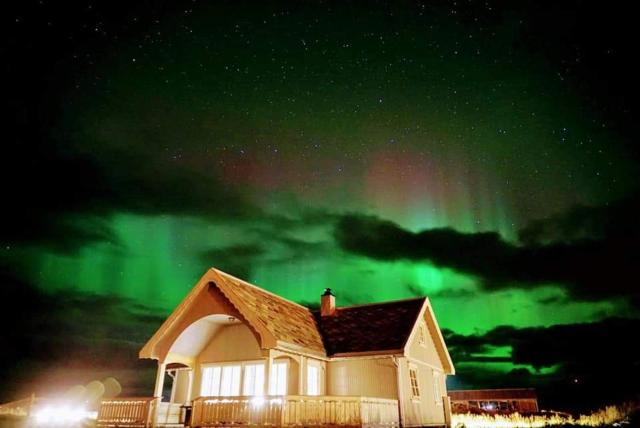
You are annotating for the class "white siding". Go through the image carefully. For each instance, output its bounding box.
[193,323,263,397]
[397,357,448,427]
[327,357,398,399]
[406,321,446,368]
[400,316,449,427]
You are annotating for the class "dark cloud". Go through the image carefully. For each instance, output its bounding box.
[0,267,164,402]
[199,227,335,280]
[200,244,266,279]
[444,317,640,411]
[405,283,476,300]
[334,193,640,305]
[1,135,259,254]
[445,318,640,370]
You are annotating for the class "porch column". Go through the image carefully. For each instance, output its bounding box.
[168,370,177,402]
[298,356,306,395]
[264,350,273,395]
[154,361,167,399]
[185,370,194,403]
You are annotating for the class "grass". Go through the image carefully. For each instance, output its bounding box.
[452,401,640,428]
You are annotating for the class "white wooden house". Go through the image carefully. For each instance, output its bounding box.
[97,268,455,427]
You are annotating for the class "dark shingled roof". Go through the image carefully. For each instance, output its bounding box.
[313,297,425,356]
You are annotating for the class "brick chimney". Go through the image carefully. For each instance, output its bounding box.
[320,288,336,316]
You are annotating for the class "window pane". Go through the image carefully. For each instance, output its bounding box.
[307,365,319,395]
[269,362,287,395]
[243,363,265,396]
[409,368,420,398]
[220,365,241,396]
[201,368,212,396]
[201,366,222,396]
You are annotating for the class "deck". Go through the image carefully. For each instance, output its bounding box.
[97,395,399,427]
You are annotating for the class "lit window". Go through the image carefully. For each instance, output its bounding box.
[307,365,320,395]
[201,365,241,396]
[433,370,441,405]
[409,367,420,399]
[201,366,221,396]
[269,362,288,395]
[243,363,265,396]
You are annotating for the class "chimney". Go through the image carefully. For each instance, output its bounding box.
[320,288,336,316]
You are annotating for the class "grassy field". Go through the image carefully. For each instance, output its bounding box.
[451,402,640,428]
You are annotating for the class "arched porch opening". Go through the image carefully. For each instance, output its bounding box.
[154,313,264,404]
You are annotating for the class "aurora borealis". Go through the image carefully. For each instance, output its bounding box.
[2,0,639,412]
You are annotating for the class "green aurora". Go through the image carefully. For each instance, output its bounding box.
[2,0,639,410]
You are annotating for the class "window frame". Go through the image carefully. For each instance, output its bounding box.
[268,360,289,396]
[242,362,266,396]
[408,365,420,401]
[306,362,321,396]
[433,370,442,406]
[200,360,267,397]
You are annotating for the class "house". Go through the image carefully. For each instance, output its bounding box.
[448,389,538,414]
[97,268,455,427]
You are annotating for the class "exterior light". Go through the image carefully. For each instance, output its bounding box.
[33,404,94,425]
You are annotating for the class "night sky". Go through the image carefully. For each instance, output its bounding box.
[2,0,639,412]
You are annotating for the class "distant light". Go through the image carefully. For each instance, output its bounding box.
[481,402,496,411]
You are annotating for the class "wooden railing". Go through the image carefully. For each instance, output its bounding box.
[97,396,157,427]
[0,394,37,418]
[191,395,399,427]
[156,401,184,425]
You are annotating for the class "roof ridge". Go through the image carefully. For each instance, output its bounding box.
[210,268,312,311]
[334,296,427,310]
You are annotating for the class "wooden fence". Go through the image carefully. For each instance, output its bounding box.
[96,396,157,427]
[191,395,399,427]
[0,394,37,418]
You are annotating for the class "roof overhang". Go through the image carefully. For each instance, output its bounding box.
[139,269,276,361]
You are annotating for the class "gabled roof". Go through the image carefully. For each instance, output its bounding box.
[313,298,425,356]
[141,267,454,374]
[212,269,325,354]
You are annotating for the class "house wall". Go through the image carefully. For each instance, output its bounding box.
[273,355,300,395]
[326,357,398,399]
[406,321,446,368]
[191,326,321,398]
[306,357,327,395]
[171,370,191,403]
[398,357,448,427]
[198,323,263,362]
[399,317,449,427]
[270,351,327,396]
[192,323,264,397]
